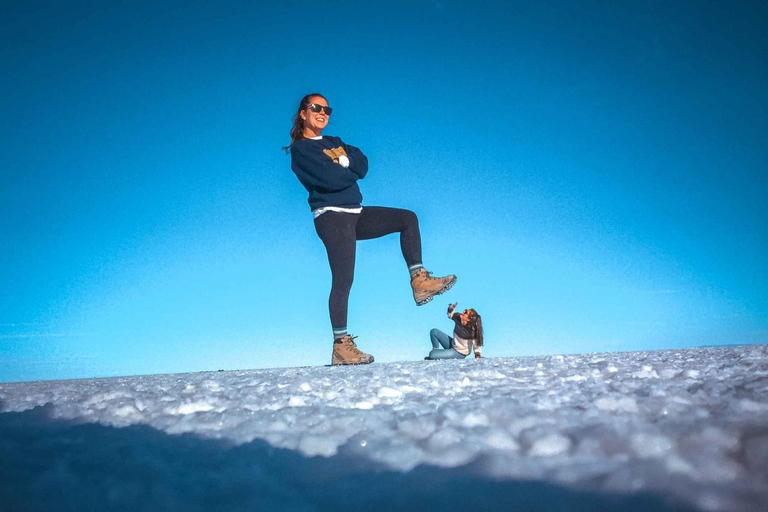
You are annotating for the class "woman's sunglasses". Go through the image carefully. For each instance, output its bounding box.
[308,103,333,115]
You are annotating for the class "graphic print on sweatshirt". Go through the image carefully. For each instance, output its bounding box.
[323,146,348,163]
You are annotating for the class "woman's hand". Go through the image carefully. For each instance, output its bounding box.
[448,302,457,314]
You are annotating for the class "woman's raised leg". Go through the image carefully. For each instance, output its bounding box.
[430,328,452,350]
[356,206,456,305]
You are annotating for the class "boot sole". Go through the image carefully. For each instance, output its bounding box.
[332,354,375,365]
[414,275,457,306]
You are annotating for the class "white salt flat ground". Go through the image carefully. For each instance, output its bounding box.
[1,345,766,511]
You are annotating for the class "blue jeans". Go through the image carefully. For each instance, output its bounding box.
[427,328,466,359]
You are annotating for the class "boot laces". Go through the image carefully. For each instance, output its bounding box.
[413,269,434,280]
[422,270,440,282]
[341,335,363,355]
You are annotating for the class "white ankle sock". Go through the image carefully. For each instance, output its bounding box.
[409,263,424,276]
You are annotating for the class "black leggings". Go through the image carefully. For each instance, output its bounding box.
[314,206,422,329]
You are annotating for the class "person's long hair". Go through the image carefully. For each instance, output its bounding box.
[284,93,326,152]
[467,309,483,347]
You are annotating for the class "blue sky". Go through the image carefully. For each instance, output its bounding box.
[1,0,766,383]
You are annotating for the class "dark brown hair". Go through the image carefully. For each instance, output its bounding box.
[284,93,326,152]
[467,309,484,347]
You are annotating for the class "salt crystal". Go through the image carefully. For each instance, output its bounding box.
[298,434,338,457]
[630,433,673,458]
[113,405,137,417]
[460,412,488,428]
[594,396,639,413]
[288,396,306,407]
[174,402,214,415]
[659,368,679,379]
[529,434,571,456]
[482,428,519,450]
[665,454,694,474]
[377,387,403,398]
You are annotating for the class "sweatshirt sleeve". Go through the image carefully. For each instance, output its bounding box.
[291,141,361,192]
[448,311,464,330]
[474,343,482,357]
[340,142,368,178]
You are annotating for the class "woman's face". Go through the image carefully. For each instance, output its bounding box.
[459,309,477,326]
[301,96,331,136]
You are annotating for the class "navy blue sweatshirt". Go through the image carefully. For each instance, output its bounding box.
[290,136,369,211]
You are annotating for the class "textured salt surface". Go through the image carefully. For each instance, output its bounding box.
[1,345,767,511]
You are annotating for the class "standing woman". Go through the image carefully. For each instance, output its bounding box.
[288,93,456,365]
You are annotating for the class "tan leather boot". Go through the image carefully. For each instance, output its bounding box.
[331,335,374,365]
[410,269,457,305]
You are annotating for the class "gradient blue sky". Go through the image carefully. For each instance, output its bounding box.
[1,0,766,383]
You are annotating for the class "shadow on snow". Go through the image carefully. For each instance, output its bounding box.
[0,404,699,512]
